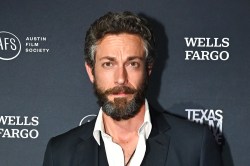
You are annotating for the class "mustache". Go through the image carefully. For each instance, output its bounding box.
[104,86,137,95]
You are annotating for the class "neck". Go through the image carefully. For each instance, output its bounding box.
[102,103,146,143]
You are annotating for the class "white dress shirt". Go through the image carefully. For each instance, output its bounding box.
[93,100,152,166]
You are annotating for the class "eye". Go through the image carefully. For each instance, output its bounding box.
[102,62,113,68]
[129,61,140,68]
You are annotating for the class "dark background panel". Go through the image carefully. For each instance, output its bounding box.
[0,0,249,165]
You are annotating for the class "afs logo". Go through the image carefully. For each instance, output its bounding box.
[0,31,21,60]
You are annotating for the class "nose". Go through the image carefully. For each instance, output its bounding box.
[115,66,128,85]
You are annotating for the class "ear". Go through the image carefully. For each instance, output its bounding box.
[85,62,94,83]
[147,64,153,76]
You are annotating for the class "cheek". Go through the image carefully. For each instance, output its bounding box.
[94,71,114,88]
[127,70,147,87]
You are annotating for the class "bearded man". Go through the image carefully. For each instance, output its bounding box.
[43,11,222,166]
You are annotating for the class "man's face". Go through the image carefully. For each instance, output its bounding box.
[85,33,151,121]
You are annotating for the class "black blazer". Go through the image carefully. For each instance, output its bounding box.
[43,108,222,166]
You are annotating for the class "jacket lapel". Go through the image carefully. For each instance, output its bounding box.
[74,137,99,166]
[73,136,109,166]
[142,107,171,166]
[72,120,99,166]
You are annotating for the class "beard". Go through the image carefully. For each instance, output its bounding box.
[93,77,148,121]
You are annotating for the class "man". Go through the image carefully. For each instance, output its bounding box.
[43,11,222,166]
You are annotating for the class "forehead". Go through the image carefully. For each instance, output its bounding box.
[95,33,145,59]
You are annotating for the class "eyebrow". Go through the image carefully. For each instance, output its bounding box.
[127,56,144,61]
[99,56,144,61]
[99,56,115,61]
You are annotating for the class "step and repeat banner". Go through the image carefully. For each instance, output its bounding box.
[0,0,249,165]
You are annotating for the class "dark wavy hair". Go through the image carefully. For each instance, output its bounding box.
[84,11,155,69]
